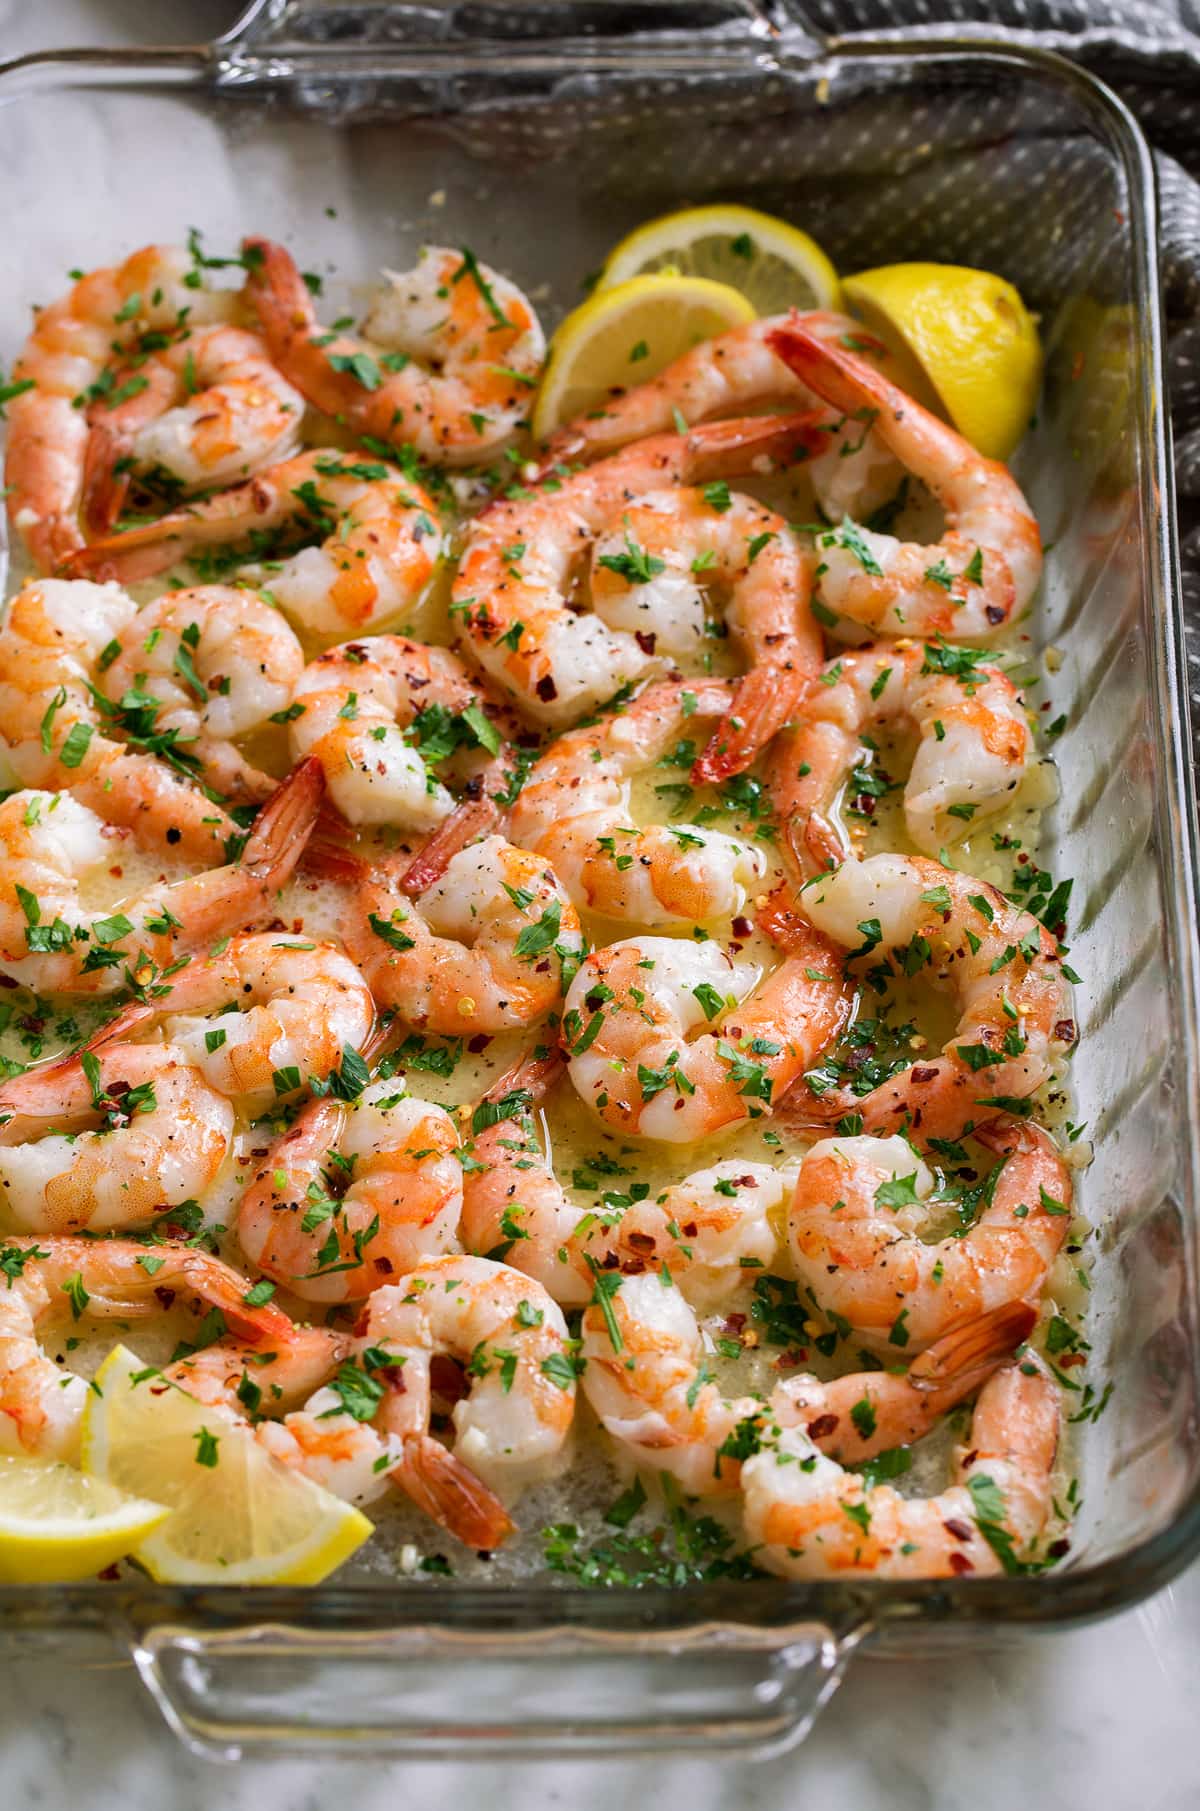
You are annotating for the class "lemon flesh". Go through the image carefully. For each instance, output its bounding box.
[0,1452,169,1584]
[842,263,1042,461]
[532,273,756,440]
[598,204,841,317]
[81,1346,372,1586]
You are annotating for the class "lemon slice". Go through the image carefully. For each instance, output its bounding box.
[532,273,756,440]
[0,1453,168,1584]
[81,1346,372,1586]
[597,204,841,317]
[841,263,1043,461]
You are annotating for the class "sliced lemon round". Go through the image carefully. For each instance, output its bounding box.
[597,204,841,318]
[0,1453,169,1584]
[841,263,1043,461]
[81,1346,372,1586]
[532,273,756,441]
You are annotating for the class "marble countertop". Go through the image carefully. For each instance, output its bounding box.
[5,1571,1199,1808]
[5,2,1198,1804]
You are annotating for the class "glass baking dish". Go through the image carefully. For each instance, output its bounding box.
[0,0,1197,1760]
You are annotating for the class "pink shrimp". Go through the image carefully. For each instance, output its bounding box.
[767,318,1043,639]
[454,413,826,777]
[787,853,1076,1141]
[787,1118,1073,1353]
[766,637,1031,870]
[244,237,546,465]
[743,1346,1060,1578]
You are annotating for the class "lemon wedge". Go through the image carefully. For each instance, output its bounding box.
[81,1345,372,1586]
[532,273,756,440]
[597,204,841,317]
[0,1453,169,1584]
[841,263,1043,461]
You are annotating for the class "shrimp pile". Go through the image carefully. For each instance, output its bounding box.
[0,224,1090,1592]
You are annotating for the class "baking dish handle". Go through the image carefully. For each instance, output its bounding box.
[127,1613,871,1761]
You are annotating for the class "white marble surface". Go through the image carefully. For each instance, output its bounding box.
[4,2,1198,1804]
[2,1570,1198,1807]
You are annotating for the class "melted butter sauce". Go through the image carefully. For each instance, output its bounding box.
[0,436,1091,1579]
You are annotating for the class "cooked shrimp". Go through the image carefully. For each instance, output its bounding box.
[580,1270,761,1496]
[360,1255,575,1546]
[767,638,1031,868]
[582,1278,1035,1501]
[156,1328,376,1507]
[236,1074,462,1302]
[5,244,239,572]
[541,310,902,524]
[587,489,820,781]
[791,853,1076,1139]
[0,758,322,994]
[787,1119,1072,1353]
[81,323,303,534]
[0,578,254,862]
[341,834,583,1034]
[742,1346,1059,1578]
[454,412,824,731]
[768,319,1043,638]
[0,1027,233,1233]
[162,1321,351,1421]
[64,450,444,636]
[97,585,305,805]
[460,1051,590,1303]
[562,915,851,1142]
[164,1311,394,1511]
[244,237,545,465]
[288,634,517,834]
[508,677,766,926]
[152,932,375,1111]
[771,1299,1039,1460]
[460,1048,783,1307]
[0,1234,285,1460]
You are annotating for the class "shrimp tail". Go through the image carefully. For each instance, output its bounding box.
[62,530,175,584]
[239,756,324,883]
[530,407,831,486]
[399,795,500,898]
[970,1115,1039,1158]
[802,811,848,874]
[767,318,903,428]
[300,837,367,885]
[907,1301,1038,1408]
[80,421,133,536]
[180,1257,329,1349]
[691,664,813,786]
[61,463,287,583]
[486,1043,566,1108]
[755,880,827,954]
[391,1431,517,1550]
[302,794,498,899]
[679,409,832,477]
[242,236,315,344]
[87,1001,158,1050]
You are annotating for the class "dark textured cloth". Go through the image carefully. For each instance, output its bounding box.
[797,0,1200,701]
